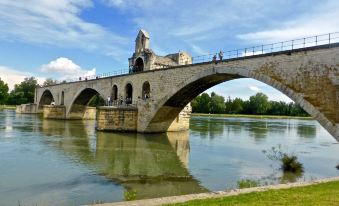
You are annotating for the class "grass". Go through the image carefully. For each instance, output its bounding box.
[191,113,312,120]
[0,105,16,110]
[237,179,260,189]
[165,180,339,206]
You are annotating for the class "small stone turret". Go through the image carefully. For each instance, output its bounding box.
[135,29,150,53]
[129,29,192,73]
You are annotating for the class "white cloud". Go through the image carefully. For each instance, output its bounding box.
[190,44,208,55]
[237,0,339,43]
[0,0,129,59]
[40,57,96,80]
[0,65,45,91]
[206,79,293,103]
[102,0,169,10]
[249,86,261,92]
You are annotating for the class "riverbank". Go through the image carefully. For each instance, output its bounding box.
[191,113,312,120]
[91,177,339,206]
[0,105,16,110]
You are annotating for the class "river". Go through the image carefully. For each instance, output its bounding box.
[0,110,338,205]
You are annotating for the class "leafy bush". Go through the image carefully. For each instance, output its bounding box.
[263,144,304,174]
[237,179,260,189]
[281,154,304,173]
[124,189,137,201]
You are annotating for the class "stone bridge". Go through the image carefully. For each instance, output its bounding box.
[32,30,339,141]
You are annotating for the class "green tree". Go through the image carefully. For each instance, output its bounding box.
[210,92,225,113]
[230,98,244,114]
[224,96,232,113]
[268,101,288,116]
[249,93,270,114]
[42,78,57,87]
[0,78,9,104]
[191,95,201,113]
[8,77,39,105]
[198,93,211,113]
[88,94,105,107]
[191,93,211,113]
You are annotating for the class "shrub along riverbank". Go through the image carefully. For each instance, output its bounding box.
[0,105,16,110]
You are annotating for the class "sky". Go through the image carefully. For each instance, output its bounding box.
[0,0,338,102]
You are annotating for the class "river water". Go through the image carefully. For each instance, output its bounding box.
[0,110,338,205]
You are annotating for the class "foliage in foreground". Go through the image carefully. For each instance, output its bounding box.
[166,180,339,206]
[237,179,260,189]
[124,189,137,201]
[263,145,304,174]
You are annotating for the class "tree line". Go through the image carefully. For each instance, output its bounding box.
[191,92,309,116]
[0,77,57,105]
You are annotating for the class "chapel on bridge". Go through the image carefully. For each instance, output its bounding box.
[128,29,192,73]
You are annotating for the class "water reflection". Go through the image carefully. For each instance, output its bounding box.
[1,111,338,205]
[297,124,316,139]
[41,119,207,199]
[189,117,225,139]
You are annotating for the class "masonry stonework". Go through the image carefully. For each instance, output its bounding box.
[32,30,339,141]
[43,105,66,119]
[96,106,138,132]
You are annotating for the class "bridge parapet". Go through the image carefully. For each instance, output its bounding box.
[33,32,339,141]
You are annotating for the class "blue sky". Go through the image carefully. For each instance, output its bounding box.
[0,0,338,102]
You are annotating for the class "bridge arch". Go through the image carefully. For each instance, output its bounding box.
[142,81,151,99]
[38,89,55,110]
[125,83,133,104]
[67,88,105,119]
[134,57,144,72]
[112,85,118,100]
[61,91,65,105]
[143,66,337,140]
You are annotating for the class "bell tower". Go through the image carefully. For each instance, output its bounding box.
[135,29,150,53]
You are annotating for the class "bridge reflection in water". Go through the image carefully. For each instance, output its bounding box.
[41,119,207,200]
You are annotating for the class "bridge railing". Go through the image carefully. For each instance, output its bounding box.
[188,32,339,64]
[42,32,339,87]
[104,100,138,107]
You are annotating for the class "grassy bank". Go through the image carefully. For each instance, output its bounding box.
[191,113,312,120]
[0,105,16,110]
[166,180,339,206]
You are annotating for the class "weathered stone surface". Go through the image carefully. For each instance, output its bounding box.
[35,44,339,141]
[43,105,66,119]
[96,106,138,132]
[16,103,39,114]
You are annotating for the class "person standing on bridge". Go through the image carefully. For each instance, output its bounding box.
[107,96,111,106]
[212,55,217,64]
[219,51,223,61]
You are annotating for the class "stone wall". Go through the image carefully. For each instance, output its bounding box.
[96,106,138,132]
[16,103,39,114]
[43,105,66,119]
[35,44,339,140]
[67,105,96,119]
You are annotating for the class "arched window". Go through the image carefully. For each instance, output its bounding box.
[142,81,150,99]
[112,85,118,100]
[125,83,133,104]
[133,57,144,73]
[61,91,65,105]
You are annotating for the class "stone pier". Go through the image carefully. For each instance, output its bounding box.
[96,106,138,132]
[43,105,66,119]
[16,103,39,114]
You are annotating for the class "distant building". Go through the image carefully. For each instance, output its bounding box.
[128,29,192,73]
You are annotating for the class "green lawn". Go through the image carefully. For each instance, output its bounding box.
[191,113,312,120]
[0,105,16,110]
[166,181,339,206]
